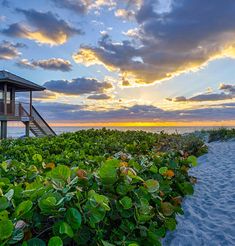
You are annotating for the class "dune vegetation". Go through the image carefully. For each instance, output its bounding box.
[0,129,207,245]
[207,128,235,142]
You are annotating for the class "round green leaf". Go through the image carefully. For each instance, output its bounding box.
[32,154,43,162]
[119,196,133,210]
[47,165,71,183]
[159,167,168,175]
[0,219,14,240]
[98,159,119,184]
[145,179,159,193]
[161,202,174,216]
[48,236,63,246]
[66,208,82,230]
[27,238,46,246]
[187,155,198,167]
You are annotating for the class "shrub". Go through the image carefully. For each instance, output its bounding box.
[0,129,207,245]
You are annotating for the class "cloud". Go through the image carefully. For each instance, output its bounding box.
[16,90,57,101]
[115,9,135,20]
[43,77,113,95]
[2,9,82,45]
[167,83,235,102]
[51,0,116,14]
[122,78,131,86]
[16,58,72,71]
[219,83,235,93]
[0,40,26,60]
[73,0,235,84]
[51,0,89,14]
[87,93,111,100]
[33,102,235,122]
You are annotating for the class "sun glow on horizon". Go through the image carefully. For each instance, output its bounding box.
[46,120,235,127]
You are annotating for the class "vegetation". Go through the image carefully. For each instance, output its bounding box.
[207,128,235,142]
[0,129,207,245]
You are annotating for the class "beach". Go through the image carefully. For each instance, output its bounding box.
[163,140,235,246]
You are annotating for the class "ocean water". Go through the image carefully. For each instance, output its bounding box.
[4,125,234,138]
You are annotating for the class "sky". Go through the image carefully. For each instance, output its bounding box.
[0,0,235,126]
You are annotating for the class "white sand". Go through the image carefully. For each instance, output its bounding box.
[163,141,235,246]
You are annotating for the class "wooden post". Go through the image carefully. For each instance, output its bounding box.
[1,121,7,139]
[30,90,32,117]
[3,83,7,115]
[25,121,30,137]
[11,87,15,115]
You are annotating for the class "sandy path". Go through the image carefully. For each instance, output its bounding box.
[163,141,235,246]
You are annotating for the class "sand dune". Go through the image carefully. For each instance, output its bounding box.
[163,141,235,246]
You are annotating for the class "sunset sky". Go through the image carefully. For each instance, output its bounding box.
[0,0,235,125]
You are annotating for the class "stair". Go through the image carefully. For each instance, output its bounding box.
[20,104,56,137]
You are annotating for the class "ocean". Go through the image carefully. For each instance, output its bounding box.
[5,126,235,138]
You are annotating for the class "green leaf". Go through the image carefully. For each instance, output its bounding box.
[32,154,43,163]
[0,161,8,172]
[47,165,71,183]
[27,238,46,246]
[0,219,13,241]
[145,179,159,193]
[15,200,33,218]
[0,197,9,211]
[38,192,62,214]
[187,155,198,167]
[59,222,74,238]
[0,210,9,221]
[119,196,133,210]
[165,218,176,231]
[161,202,174,216]
[159,167,168,175]
[149,165,158,174]
[66,208,82,230]
[102,241,115,246]
[98,159,119,184]
[48,236,63,246]
[179,182,194,195]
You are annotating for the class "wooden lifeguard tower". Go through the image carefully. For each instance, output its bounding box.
[0,70,56,139]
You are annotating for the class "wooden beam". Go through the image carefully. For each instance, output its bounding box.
[30,90,32,117]
[1,121,7,139]
[3,83,7,115]
[25,121,30,137]
[11,87,15,115]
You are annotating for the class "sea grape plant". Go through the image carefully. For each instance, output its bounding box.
[0,129,207,245]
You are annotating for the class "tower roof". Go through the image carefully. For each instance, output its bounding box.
[0,70,45,91]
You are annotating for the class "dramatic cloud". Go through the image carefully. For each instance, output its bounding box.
[34,102,235,122]
[44,77,113,95]
[51,0,116,14]
[87,93,111,100]
[17,58,72,71]
[74,0,235,84]
[0,40,26,60]
[167,83,235,102]
[2,9,82,45]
